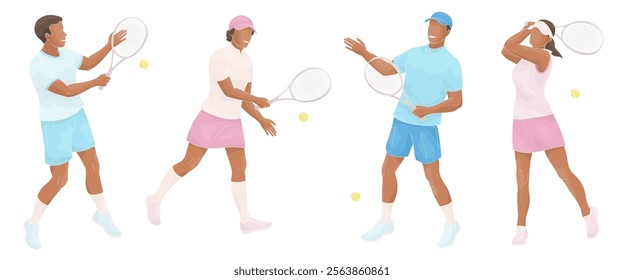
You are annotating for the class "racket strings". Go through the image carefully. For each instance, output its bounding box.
[364,59,402,96]
[290,69,331,102]
[114,18,147,58]
[562,23,603,53]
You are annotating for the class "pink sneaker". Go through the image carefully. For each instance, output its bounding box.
[512,226,528,245]
[584,206,599,238]
[240,218,271,233]
[146,196,161,225]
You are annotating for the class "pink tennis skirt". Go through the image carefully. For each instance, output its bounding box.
[187,111,245,148]
[513,114,565,153]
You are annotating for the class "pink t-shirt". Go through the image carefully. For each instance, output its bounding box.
[512,58,553,120]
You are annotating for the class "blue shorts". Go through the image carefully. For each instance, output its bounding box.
[40,109,95,166]
[385,118,441,164]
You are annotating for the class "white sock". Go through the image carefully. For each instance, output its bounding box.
[583,208,593,220]
[440,203,456,224]
[30,199,48,224]
[151,168,181,203]
[231,181,250,223]
[516,226,527,234]
[91,193,108,214]
[381,203,393,223]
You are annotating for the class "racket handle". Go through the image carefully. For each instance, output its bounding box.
[98,68,114,90]
[253,103,269,110]
[253,98,277,110]
[400,98,426,121]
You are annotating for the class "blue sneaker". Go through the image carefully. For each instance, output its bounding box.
[92,212,122,237]
[362,220,394,242]
[24,220,41,250]
[437,222,460,247]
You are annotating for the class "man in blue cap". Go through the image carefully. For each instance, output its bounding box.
[344,11,463,247]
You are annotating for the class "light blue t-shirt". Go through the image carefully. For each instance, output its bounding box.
[30,48,84,121]
[392,45,462,126]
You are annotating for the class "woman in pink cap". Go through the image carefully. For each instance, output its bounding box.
[502,19,598,245]
[146,15,274,233]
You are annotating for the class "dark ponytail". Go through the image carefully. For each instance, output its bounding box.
[545,40,562,58]
[226,28,235,42]
[539,19,562,58]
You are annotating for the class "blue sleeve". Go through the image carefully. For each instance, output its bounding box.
[444,58,462,92]
[65,48,83,69]
[392,49,411,74]
[76,53,84,69]
[30,58,57,91]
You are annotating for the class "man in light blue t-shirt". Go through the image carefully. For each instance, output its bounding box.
[25,15,127,250]
[345,11,463,247]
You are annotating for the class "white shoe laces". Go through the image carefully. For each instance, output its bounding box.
[513,228,526,239]
[585,217,596,229]
[27,224,40,239]
[442,224,454,235]
[150,203,160,218]
[99,213,116,227]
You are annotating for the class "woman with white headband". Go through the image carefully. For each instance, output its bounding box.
[501,19,598,245]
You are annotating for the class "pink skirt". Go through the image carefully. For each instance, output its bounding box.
[187,111,245,148]
[512,114,565,153]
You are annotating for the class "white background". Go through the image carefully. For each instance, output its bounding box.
[1,0,622,279]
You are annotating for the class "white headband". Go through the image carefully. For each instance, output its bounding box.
[528,21,553,38]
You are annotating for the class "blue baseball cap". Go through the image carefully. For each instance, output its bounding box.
[425,12,453,29]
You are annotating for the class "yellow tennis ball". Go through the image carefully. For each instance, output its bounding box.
[139,59,149,69]
[299,112,308,122]
[351,192,361,201]
[571,89,580,98]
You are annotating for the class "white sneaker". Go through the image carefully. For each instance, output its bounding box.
[437,222,460,247]
[584,206,599,238]
[512,226,528,245]
[24,220,41,250]
[146,196,161,225]
[240,218,272,233]
[361,220,394,242]
[93,212,122,237]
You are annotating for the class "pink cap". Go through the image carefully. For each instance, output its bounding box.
[229,15,256,32]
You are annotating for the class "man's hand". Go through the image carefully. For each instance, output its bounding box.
[344,37,368,56]
[412,105,432,119]
[95,74,111,87]
[109,30,127,47]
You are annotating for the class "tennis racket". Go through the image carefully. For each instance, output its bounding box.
[99,17,148,90]
[555,21,603,55]
[364,57,417,108]
[255,67,331,109]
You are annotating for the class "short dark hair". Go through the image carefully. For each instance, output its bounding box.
[226,28,255,42]
[447,25,451,31]
[35,15,62,43]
